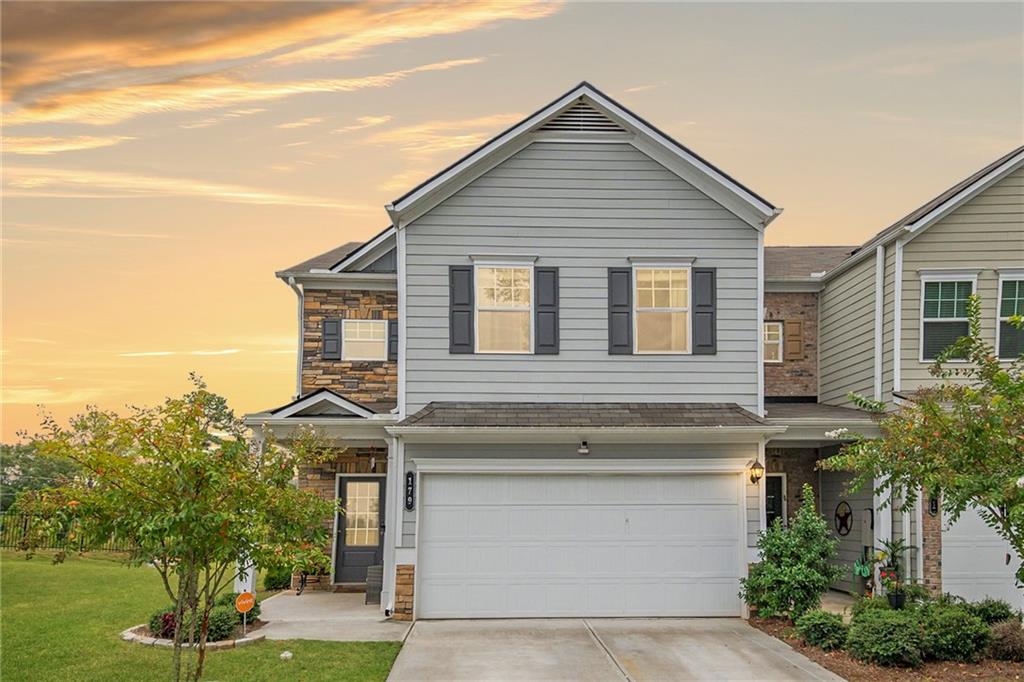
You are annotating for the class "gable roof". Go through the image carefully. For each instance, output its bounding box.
[386,81,780,230]
[825,145,1024,281]
[267,388,393,418]
[764,246,856,281]
[280,241,364,275]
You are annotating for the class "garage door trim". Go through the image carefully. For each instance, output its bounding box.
[411,458,753,619]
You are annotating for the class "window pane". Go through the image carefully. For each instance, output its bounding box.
[765,343,781,362]
[922,321,969,360]
[923,299,939,318]
[1001,280,1023,317]
[637,289,654,308]
[342,321,387,360]
[636,311,688,352]
[636,268,687,311]
[477,267,530,310]
[924,280,971,319]
[478,310,530,352]
[924,281,940,300]
[763,323,782,342]
[653,288,671,307]
[999,320,1023,359]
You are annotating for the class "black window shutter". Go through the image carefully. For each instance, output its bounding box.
[323,319,342,360]
[692,267,717,355]
[449,265,474,353]
[608,268,632,354]
[534,267,560,354]
[388,319,399,361]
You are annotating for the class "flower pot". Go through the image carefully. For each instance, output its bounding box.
[887,592,906,609]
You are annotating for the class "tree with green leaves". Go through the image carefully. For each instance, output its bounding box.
[823,295,1023,585]
[0,442,79,511]
[16,375,336,681]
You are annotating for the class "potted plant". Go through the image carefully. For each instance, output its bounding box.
[880,569,907,609]
[292,544,331,595]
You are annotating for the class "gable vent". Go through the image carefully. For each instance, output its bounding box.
[537,101,626,134]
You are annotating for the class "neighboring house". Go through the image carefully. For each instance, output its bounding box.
[244,82,1023,620]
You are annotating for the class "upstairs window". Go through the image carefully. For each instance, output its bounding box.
[476,266,532,353]
[921,279,972,361]
[999,278,1024,359]
[634,267,690,353]
[763,322,783,363]
[342,320,387,361]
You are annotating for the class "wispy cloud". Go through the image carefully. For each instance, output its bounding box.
[623,82,666,94]
[276,116,325,129]
[818,35,1021,76]
[117,348,241,358]
[179,107,267,129]
[1,384,115,405]
[5,58,484,126]
[6,222,175,240]
[365,112,522,157]
[333,115,393,134]
[3,135,135,155]
[3,166,374,211]
[118,351,176,357]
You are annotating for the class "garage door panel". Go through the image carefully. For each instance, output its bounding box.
[417,472,744,618]
[943,507,1022,607]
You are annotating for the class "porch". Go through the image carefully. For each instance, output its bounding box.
[260,591,409,642]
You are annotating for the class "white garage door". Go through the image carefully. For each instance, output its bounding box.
[417,473,744,618]
[943,507,1023,609]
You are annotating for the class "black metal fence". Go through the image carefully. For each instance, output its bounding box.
[0,512,136,552]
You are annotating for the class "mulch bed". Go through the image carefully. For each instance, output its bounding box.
[751,617,1024,681]
[140,618,266,641]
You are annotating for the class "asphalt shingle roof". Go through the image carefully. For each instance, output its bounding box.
[764,246,857,280]
[280,241,364,274]
[396,402,769,428]
[764,402,875,421]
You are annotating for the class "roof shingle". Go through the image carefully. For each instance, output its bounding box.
[764,246,856,280]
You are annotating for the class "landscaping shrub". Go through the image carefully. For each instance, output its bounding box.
[214,591,261,623]
[262,566,292,591]
[920,605,990,663]
[968,597,1018,625]
[989,620,1024,662]
[795,609,847,650]
[851,595,890,620]
[148,606,177,638]
[902,582,930,605]
[846,609,923,667]
[739,484,841,619]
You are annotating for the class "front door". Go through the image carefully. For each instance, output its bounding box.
[765,475,785,528]
[334,476,385,584]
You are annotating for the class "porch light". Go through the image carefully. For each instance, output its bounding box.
[749,460,765,484]
[577,440,590,456]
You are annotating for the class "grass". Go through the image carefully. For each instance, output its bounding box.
[0,551,401,681]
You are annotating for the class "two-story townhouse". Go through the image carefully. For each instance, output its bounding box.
[811,146,1024,608]
[245,83,1021,620]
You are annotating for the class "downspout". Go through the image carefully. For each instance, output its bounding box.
[287,276,304,399]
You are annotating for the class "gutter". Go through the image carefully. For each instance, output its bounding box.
[286,276,303,398]
[385,424,788,444]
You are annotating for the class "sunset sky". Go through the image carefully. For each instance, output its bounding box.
[2,1,1022,441]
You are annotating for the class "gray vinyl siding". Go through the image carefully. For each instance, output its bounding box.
[400,440,761,549]
[900,166,1024,391]
[819,254,878,406]
[403,141,760,413]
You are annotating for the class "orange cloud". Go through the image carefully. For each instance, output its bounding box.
[4,58,483,126]
[333,115,393,134]
[276,116,325,129]
[364,113,522,157]
[3,135,135,155]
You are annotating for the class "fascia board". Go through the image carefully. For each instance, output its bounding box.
[410,457,755,474]
[384,425,787,444]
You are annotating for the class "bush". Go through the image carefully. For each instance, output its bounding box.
[902,583,931,605]
[148,606,177,638]
[740,484,841,619]
[214,591,261,623]
[851,596,890,620]
[202,606,239,642]
[795,609,847,650]
[921,605,991,662]
[846,609,923,667]
[989,620,1024,662]
[263,566,292,591]
[968,598,1018,625]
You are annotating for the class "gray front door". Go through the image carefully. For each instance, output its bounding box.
[334,476,385,583]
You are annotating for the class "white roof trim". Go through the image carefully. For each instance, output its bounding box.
[271,391,376,419]
[903,149,1024,235]
[385,424,786,444]
[386,83,777,228]
[411,457,753,474]
[330,227,396,273]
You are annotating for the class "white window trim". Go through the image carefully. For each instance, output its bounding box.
[473,262,534,355]
[632,264,692,355]
[763,321,783,364]
[997,270,1024,360]
[341,319,389,362]
[918,272,978,363]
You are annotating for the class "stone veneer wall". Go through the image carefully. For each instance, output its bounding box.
[921,497,942,595]
[393,565,415,620]
[764,292,819,398]
[290,446,388,591]
[302,289,398,404]
[765,447,820,518]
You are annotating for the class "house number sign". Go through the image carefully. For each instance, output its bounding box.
[405,472,415,511]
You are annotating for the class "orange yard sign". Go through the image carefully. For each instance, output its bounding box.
[235,592,255,614]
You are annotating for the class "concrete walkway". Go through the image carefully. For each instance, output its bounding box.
[260,591,410,642]
[820,590,857,623]
[387,618,843,682]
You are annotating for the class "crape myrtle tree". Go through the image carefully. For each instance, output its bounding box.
[16,375,336,681]
[823,295,1024,585]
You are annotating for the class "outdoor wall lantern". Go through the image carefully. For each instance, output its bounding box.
[577,440,590,456]
[749,460,765,484]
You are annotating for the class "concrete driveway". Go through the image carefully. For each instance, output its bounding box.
[387,619,842,682]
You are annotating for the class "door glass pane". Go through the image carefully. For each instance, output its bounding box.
[344,481,379,547]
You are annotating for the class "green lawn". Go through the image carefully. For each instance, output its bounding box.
[0,551,401,681]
